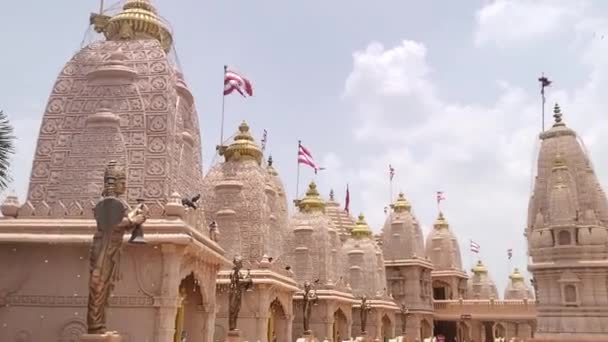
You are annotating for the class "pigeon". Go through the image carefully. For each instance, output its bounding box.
[182,194,201,209]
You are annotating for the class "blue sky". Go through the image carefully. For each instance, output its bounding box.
[3,0,608,294]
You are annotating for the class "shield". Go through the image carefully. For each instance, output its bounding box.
[94,197,127,233]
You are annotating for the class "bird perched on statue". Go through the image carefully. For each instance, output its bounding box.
[182,194,201,209]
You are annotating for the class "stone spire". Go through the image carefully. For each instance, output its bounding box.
[467,260,498,299]
[91,0,173,52]
[425,211,463,271]
[381,192,424,260]
[527,103,608,339]
[504,268,533,300]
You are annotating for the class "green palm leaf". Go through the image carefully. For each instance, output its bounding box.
[0,110,15,190]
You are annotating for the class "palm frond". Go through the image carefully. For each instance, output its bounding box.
[0,110,15,190]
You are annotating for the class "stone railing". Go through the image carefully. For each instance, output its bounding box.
[433,299,537,320]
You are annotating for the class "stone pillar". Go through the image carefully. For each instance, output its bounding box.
[203,305,216,342]
[155,244,182,342]
[374,310,383,340]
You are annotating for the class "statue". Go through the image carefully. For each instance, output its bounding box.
[228,256,253,331]
[86,160,148,334]
[360,295,372,334]
[302,280,318,333]
[399,304,409,335]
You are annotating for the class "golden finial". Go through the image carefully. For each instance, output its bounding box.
[471,260,487,274]
[552,103,565,127]
[433,211,449,229]
[297,181,325,213]
[93,0,173,52]
[352,213,372,237]
[390,192,411,213]
[509,268,524,281]
[222,121,263,164]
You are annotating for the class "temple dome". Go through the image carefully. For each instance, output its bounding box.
[202,122,286,267]
[466,260,499,299]
[288,182,348,290]
[26,29,203,208]
[341,213,389,298]
[325,189,356,240]
[504,268,534,300]
[424,212,463,271]
[527,104,608,254]
[381,192,425,260]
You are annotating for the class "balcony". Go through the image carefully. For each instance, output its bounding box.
[433,299,537,321]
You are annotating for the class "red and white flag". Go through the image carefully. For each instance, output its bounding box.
[436,191,445,204]
[224,66,253,97]
[298,141,323,173]
[389,164,395,181]
[470,240,480,254]
[507,248,513,260]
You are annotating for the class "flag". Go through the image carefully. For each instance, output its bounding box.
[344,184,350,214]
[507,248,513,260]
[298,141,322,173]
[261,129,268,151]
[224,66,253,97]
[538,74,551,101]
[436,191,445,204]
[389,164,395,181]
[470,240,480,254]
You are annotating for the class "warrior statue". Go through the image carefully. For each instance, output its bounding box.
[399,304,409,335]
[360,295,372,334]
[302,280,318,332]
[86,160,148,334]
[228,256,253,331]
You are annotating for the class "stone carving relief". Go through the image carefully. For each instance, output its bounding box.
[59,319,86,342]
[14,330,31,342]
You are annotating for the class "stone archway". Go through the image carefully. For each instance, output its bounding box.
[174,272,205,342]
[457,321,471,342]
[420,319,432,340]
[494,322,506,339]
[381,314,393,342]
[269,298,288,342]
[334,308,348,342]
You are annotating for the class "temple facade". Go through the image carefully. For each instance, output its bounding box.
[526,104,608,341]
[10,1,608,342]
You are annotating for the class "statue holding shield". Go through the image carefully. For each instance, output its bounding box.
[86,160,148,334]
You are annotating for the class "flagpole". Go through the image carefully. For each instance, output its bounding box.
[296,140,301,199]
[220,65,227,147]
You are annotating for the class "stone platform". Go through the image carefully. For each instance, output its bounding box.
[79,331,123,342]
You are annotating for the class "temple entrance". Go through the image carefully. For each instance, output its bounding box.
[174,273,205,342]
[494,323,506,340]
[381,314,393,342]
[420,319,432,340]
[483,322,493,342]
[433,280,451,300]
[268,298,287,342]
[434,321,456,342]
[333,308,348,342]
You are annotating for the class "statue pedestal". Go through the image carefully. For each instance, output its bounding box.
[355,332,373,342]
[79,332,123,342]
[225,329,242,342]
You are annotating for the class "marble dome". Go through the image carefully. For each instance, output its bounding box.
[381,192,425,261]
[289,182,347,289]
[341,213,389,298]
[504,268,533,300]
[425,212,463,271]
[202,121,286,266]
[467,260,499,300]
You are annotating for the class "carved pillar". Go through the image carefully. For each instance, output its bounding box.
[374,310,382,340]
[256,286,271,341]
[155,244,182,342]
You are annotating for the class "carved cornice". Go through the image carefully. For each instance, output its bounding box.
[5,295,153,307]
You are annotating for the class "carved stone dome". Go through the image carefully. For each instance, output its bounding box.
[25,37,203,209]
[424,212,463,271]
[289,182,348,290]
[341,213,389,298]
[504,268,533,300]
[381,192,424,260]
[467,260,499,299]
[202,122,285,267]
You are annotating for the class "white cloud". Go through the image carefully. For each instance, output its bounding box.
[474,0,588,47]
[329,10,608,292]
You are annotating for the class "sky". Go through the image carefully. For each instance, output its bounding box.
[2,0,608,294]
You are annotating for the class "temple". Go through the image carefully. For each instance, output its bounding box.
[1,1,606,342]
